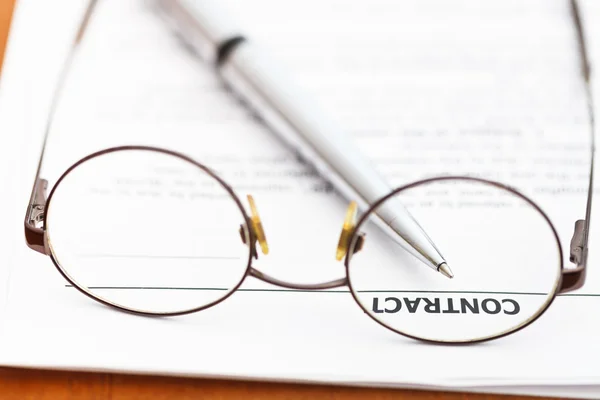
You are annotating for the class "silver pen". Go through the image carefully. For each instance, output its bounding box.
[154,0,453,279]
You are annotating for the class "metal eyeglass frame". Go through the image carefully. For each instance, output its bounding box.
[24,0,594,344]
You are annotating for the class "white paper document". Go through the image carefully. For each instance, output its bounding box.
[1,0,600,398]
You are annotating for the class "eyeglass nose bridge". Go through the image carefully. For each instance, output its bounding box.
[238,197,365,263]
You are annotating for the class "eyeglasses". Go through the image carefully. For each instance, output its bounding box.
[24,0,594,344]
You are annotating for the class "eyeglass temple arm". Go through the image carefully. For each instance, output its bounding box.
[560,0,595,293]
[23,0,99,255]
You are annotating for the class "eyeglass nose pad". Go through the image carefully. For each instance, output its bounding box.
[335,201,365,261]
[238,194,269,259]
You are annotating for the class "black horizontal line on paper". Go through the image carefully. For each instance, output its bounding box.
[62,286,600,297]
[77,254,241,260]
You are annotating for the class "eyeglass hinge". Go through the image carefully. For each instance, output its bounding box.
[569,219,586,266]
[27,179,48,227]
[24,178,49,255]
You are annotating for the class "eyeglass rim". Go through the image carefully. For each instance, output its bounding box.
[344,175,565,344]
[44,145,257,317]
[44,148,566,343]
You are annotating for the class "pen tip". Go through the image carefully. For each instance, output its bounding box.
[438,263,454,279]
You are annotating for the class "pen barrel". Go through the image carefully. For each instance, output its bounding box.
[220,43,444,270]
[219,43,386,206]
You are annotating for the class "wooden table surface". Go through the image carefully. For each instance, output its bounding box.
[0,0,555,398]
[0,367,547,400]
